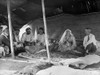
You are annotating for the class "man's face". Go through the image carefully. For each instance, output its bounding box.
[15,30,19,35]
[85,29,91,35]
[39,29,44,35]
[26,29,31,34]
[66,31,70,37]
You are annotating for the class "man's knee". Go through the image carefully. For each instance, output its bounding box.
[86,43,97,53]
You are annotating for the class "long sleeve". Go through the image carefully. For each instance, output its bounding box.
[0,35,10,47]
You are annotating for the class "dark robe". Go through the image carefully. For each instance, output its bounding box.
[0,35,10,47]
[0,34,10,54]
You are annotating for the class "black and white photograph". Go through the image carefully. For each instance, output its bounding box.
[0,0,100,75]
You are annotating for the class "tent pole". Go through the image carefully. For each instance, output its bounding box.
[41,0,51,62]
[7,0,15,58]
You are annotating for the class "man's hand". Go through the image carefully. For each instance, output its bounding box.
[14,42,17,46]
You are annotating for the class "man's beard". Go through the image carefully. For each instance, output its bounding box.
[27,32,31,35]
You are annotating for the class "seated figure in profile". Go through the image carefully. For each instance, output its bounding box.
[83,28,97,55]
[0,26,5,57]
[0,26,10,55]
[58,29,76,52]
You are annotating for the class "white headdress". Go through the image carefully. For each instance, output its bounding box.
[19,24,32,41]
[1,25,7,32]
[59,29,73,43]
[1,25,8,38]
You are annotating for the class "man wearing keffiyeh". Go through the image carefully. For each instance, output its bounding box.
[0,25,10,55]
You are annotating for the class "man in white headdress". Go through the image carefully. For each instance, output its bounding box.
[21,27,34,44]
[0,25,10,55]
[0,26,10,46]
[0,26,5,57]
[58,29,76,52]
[19,24,31,41]
[21,27,34,53]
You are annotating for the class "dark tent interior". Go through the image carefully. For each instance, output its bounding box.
[0,0,99,25]
[0,0,100,40]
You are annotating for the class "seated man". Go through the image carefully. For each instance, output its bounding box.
[21,27,34,53]
[32,27,46,53]
[83,28,97,55]
[0,27,10,55]
[0,26,5,57]
[21,27,34,45]
[58,29,76,52]
[14,29,23,47]
[37,27,45,46]
[13,29,25,55]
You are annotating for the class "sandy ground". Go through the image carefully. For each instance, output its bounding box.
[0,57,33,75]
[0,52,100,75]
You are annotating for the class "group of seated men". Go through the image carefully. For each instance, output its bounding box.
[0,26,46,57]
[0,25,98,57]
